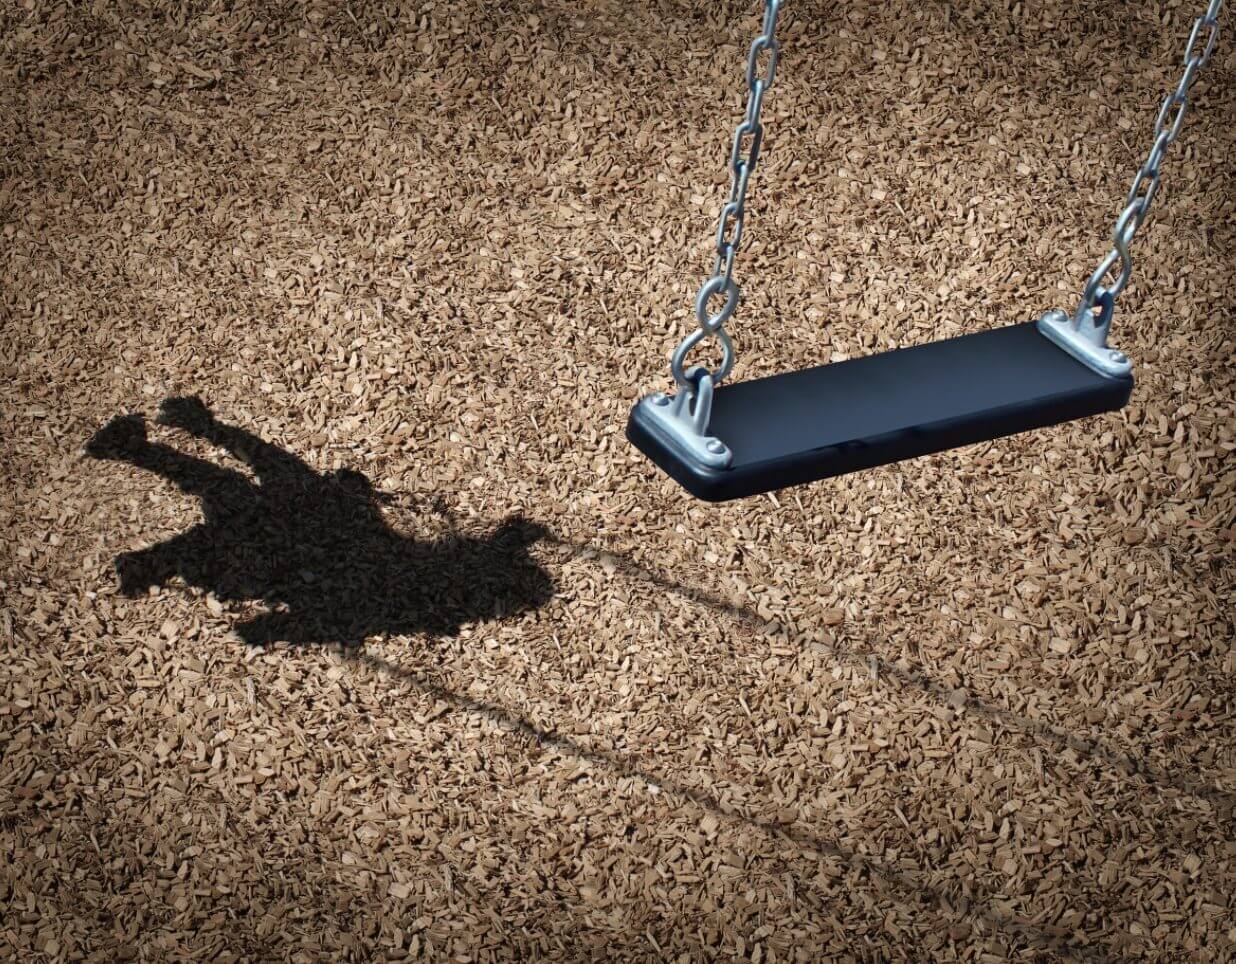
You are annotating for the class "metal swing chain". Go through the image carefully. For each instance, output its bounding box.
[1075,0,1223,326]
[670,0,783,392]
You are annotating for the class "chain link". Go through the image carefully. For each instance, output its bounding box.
[671,0,782,389]
[1076,0,1222,325]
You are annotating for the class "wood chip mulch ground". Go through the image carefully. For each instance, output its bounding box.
[2,0,1233,960]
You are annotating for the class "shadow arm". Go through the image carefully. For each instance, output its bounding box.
[159,397,314,487]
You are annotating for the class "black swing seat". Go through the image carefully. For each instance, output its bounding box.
[627,321,1133,502]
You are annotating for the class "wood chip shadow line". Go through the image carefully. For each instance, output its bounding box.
[352,649,1097,960]
[543,535,1235,814]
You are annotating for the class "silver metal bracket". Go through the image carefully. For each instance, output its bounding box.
[632,367,733,470]
[1036,308,1133,378]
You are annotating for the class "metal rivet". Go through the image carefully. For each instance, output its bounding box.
[707,440,726,454]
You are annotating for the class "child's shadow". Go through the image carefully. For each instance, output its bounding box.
[85,397,555,647]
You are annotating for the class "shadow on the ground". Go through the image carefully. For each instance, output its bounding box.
[84,398,1229,958]
[575,538,1236,809]
[85,396,554,646]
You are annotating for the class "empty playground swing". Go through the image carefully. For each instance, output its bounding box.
[627,0,1224,501]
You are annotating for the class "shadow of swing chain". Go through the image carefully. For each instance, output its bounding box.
[542,533,1235,813]
[349,647,1106,959]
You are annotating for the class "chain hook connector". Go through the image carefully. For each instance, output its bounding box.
[695,275,741,334]
[670,325,735,389]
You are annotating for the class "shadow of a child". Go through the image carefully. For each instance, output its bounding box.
[86,397,554,647]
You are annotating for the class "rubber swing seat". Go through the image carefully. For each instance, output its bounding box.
[627,321,1133,502]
